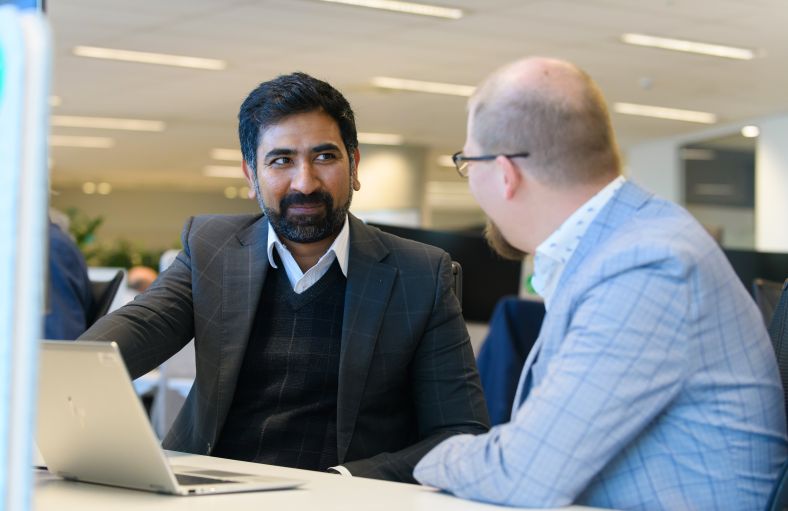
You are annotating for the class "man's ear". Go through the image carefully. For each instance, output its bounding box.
[351,148,361,191]
[497,155,522,200]
[242,160,257,198]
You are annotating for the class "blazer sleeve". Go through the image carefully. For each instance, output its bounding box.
[342,252,491,482]
[413,256,693,507]
[78,218,197,379]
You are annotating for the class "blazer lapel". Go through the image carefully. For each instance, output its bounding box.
[214,216,269,441]
[336,215,396,462]
[512,181,653,411]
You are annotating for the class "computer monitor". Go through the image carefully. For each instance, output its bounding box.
[369,223,522,323]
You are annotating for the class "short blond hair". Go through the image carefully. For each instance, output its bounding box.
[470,58,621,187]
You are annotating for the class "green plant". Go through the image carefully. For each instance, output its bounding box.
[86,239,164,271]
[65,208,104,251]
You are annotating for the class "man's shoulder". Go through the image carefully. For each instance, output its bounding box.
[185,213,264,241]
[356,221,448,263]
[586,191,723,281]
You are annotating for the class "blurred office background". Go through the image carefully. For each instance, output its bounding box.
[46,0,788,287]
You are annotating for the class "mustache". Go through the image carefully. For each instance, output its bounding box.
[280,191,333,213]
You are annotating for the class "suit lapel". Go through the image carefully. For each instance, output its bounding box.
[214,216,269,441]
[513,181,653,410]
[336,215,396,462]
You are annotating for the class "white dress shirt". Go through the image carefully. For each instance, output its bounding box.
[531,176,625,309]
[266,216,350,294]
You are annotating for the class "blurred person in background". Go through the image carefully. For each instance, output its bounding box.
[44,217,93,340]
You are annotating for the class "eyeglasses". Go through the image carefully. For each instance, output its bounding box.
[451,151,530,178]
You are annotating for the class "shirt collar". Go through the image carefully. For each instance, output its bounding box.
[532,175,626,308]
[266,215,350,277]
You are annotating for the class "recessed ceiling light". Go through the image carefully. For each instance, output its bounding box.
[211,148,244,161]
[73,46,226,70]
[82,182,96,194]
[317,0,462,19]
[357,132,404,145]
[49,135,115,148]
[372,76,475,97]
[621,33,755,60]
[224,187,239,199]
[97,182,112,195]
[741,125,760,138]
[613,102,717,124]
[51,115,165,132]
[204,165,244,178]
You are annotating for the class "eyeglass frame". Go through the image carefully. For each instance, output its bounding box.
[451,151,530,178]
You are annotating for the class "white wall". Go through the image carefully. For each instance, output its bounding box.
[625,139,681,202]
[755,116,788,252]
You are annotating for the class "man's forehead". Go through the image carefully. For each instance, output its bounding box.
[258,111,343,147]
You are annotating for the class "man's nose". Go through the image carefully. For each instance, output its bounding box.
[290,160,320,195]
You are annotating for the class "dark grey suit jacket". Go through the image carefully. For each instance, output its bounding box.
[79,213,489,482]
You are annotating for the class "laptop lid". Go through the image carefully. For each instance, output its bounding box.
[36,340,303,495]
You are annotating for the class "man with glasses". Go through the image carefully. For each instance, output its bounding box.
[414,57,787,510]
[79,72,489,482]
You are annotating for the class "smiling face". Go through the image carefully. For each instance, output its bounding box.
[244,110,361,245]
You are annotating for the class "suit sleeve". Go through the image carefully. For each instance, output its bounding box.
[342,252,491,482]
[413,257,692,507]
[78,218,197,379]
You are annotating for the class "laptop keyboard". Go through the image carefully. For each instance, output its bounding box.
[175,473,236,486]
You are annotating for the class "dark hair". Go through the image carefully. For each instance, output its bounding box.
[238,72,358,174]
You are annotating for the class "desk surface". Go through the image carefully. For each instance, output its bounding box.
[34,452,608,511]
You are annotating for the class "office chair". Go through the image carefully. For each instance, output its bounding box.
[450,261,462,309]
[477,296,546,425]
[87,270,124,328]
[755,278,786,328]
[767,279,788,420]
[764,279,788,511]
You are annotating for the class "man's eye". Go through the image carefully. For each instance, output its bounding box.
[315,153,337,162]
[268,157,291,166]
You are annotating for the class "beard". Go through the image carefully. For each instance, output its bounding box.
[262,187,351,244]
[484,218,527,261]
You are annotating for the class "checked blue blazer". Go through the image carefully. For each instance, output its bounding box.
[415,181,788,510]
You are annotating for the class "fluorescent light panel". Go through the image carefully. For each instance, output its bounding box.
[613,102,717,124]
[357,132,404,145]
[318,0,462,19]
[51,115,165,132]
[621,33,755,60]
[204,165,244,178]
[73,46,226,70]
[372,76,475,97]
[49,135,115,148]
[741,125,760,138]
[211,148,244,161]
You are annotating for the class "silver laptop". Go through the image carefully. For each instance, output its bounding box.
[36,340,305,495]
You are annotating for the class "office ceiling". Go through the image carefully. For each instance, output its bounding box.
[47,0,788,190]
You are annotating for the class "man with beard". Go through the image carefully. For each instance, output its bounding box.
[79,72,489,482]
[413,57,787,510]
